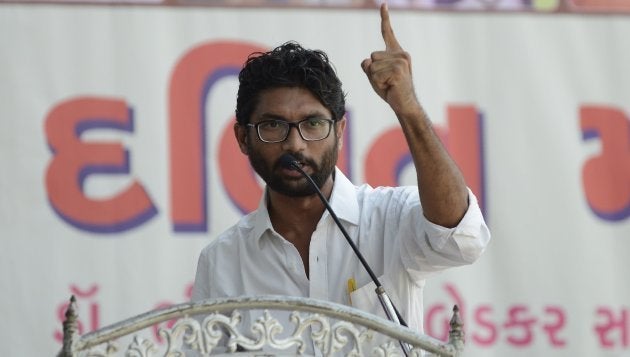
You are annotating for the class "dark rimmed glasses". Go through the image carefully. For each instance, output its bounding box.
[246,118,335,143]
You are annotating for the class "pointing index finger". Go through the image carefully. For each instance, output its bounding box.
[380,3,402,51]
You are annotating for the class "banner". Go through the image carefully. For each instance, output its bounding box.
[7,0,630,14]
[0,4,629,355]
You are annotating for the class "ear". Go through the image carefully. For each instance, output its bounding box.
[335,117,347,151]
[234,123,249,155]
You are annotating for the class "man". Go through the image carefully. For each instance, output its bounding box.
[192,2,490,349]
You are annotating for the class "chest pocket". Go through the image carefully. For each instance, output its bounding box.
[349,274,396,321]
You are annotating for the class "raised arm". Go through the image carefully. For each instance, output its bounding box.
[361,4,468,227]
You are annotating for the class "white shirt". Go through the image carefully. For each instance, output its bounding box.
[192,168,490,336]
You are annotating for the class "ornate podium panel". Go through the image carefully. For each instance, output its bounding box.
[58,295,463,356]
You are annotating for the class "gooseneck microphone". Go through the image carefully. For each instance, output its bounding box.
[279,153,411,356]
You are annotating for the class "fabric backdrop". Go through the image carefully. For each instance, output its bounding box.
[1,3,629,356]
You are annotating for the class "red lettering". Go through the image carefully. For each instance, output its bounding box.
[446,106,485,212]
[151,282,195,343]
[364,105,485,212]
[54,284,101,343]
[45,97,156,233]
[364,127,410,187]
[218,117,263,214]
[425,305,450,341]
[70,284,101,331]
[169,41,267,231]
[151,301,179,344]
[424,283,465,341]
[472,305,497,346]
[542,306,567,347]
[54,301,84,342]
[184,282,194,300]
[580,105,630,221]
[336,109,353,178]
[426,285,570,349]
[568,0,630,13]
[503,305,536,346]
[594,307,629,348]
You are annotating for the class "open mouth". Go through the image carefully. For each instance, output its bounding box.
[279,159,309,178]
[291,160,305,170]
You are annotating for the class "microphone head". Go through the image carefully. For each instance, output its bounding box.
[279,153,298,170]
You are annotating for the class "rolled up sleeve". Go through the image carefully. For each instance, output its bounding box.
[422,188,491,264]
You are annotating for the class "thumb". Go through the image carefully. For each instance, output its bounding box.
[361,58,371,74]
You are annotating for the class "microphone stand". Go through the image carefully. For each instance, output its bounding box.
[282,155,411,356]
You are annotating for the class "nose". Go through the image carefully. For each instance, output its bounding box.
[281,125,307,152]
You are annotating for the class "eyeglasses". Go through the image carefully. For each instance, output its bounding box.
[247,118,335,143]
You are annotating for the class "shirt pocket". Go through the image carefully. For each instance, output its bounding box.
[349,276,388,321]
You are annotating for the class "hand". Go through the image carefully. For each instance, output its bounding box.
[361,4,420,116]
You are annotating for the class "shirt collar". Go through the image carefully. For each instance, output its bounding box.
[251,188,274,244]
[251,167,360,245]
[327,167,360,226]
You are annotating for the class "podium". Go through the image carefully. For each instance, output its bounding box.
[58,295,463,356]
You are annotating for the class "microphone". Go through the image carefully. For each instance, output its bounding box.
[279,153,411,355]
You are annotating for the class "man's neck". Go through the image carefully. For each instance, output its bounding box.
[266,176,334,278]
[267,176,334,234]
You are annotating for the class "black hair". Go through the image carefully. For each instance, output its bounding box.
[235,41,346,125]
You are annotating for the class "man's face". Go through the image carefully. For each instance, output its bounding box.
[235,86,345,197]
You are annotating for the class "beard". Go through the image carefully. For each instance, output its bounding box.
[247,138,339,198]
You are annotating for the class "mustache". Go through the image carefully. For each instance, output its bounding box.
[274,153,317,170]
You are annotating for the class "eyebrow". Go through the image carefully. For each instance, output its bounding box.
[257,112,330,122]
